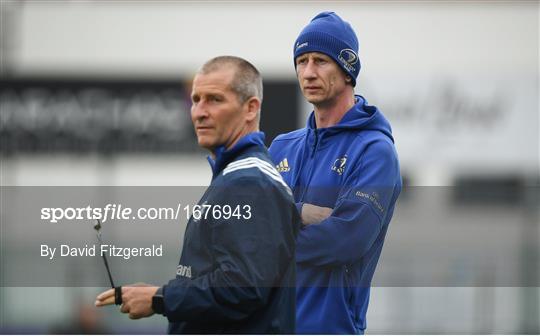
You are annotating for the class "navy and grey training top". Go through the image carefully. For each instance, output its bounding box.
[161,132,300,334]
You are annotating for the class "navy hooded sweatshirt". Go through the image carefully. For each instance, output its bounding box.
[269,96,401,334]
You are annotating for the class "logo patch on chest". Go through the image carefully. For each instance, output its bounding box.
[331,155,347,175]
[276,158,291,173]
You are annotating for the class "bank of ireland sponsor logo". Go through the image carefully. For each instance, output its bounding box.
[355,190,384,214]
[338,48,358,73]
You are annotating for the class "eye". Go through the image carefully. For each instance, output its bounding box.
[208,95,222,103]
[296,57,308,66]
[191,95,199,104]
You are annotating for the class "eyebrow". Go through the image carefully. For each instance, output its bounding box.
[191,91,225,100]
[296,55,310,64]
[297,53,329,61]
[312,54,329,60]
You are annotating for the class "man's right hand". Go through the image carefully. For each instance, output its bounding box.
[300,203,333,226]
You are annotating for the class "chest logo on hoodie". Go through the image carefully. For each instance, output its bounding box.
[331,155,347,176]
[276,158,291,173]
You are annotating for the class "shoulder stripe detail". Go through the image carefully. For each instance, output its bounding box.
[223,157,292,196]
[224,157,284,182]
[226,157,281,178]
[224,162,293,196]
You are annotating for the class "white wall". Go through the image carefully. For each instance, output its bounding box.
[10,2,536,79]
[3,1,539,179]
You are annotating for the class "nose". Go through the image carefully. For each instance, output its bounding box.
[299,62,317,84]
[191,102,208,123]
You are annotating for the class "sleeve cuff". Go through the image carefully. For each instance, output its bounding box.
[156,286,164,296]
[158,285,167,317]
[296,202,303,218]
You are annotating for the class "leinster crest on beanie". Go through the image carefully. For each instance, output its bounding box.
[293,11,360,86]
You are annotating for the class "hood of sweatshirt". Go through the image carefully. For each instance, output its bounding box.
[307,95,394,143]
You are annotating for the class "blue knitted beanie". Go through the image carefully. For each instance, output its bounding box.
[293,11,360,86]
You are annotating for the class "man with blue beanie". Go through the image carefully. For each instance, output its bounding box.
[269,12,402,334]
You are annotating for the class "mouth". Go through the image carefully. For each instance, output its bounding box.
[304,86,321,92]
[196,126,213,132]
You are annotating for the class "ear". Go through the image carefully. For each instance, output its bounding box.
[345,76,352,83]
[244,97,261,122]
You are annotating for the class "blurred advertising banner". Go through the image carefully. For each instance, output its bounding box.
[0,79,299,154]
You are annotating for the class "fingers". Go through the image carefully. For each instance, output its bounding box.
[320,206,333,218]
[96,285,126,307]
[301,203,333,225]
[121,303,142,319]
[95,285,155,320]
[95,288,116,307]
[95,295,116,306]
[96,288,114,301]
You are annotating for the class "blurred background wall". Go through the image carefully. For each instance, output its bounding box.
[0,1,538,334]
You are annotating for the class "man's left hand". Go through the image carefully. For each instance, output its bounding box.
[301,203,333,226]
[95,283,159,320]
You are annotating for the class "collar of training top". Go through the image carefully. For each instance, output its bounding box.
[207,131,266,177]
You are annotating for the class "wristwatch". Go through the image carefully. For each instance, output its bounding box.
[152,287,165,315]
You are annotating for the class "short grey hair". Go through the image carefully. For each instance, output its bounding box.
[198,56,263,105]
